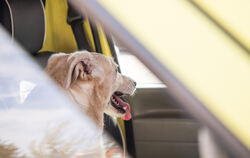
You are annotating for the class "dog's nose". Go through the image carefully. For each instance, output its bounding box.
[133,81,137,86]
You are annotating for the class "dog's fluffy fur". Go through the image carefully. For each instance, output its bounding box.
[0,51,136,158]
[45,51,136,157]
[45,51,136,127]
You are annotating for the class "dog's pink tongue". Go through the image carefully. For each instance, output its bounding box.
[123,111,132,120]
[121,102,131,120]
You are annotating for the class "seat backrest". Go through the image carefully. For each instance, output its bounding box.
[0,0,45,54]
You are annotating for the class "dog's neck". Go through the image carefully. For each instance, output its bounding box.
[67,81,105,128]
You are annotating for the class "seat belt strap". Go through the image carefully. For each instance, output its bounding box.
[67,3,91,51]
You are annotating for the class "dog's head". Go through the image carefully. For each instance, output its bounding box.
[46,51,136,123]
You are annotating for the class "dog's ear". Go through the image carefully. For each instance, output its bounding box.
[46,53,69,88]
[46,52,94,89]
[68,57,94,88]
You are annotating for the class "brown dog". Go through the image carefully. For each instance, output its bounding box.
[45,51,136,128]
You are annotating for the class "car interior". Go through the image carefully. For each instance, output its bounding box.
[0,0,249,158]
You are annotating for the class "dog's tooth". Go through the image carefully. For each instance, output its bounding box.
[112,98,119,105]
[123,106,127,110]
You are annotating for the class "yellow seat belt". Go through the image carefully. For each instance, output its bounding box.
[97,24,127,154]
